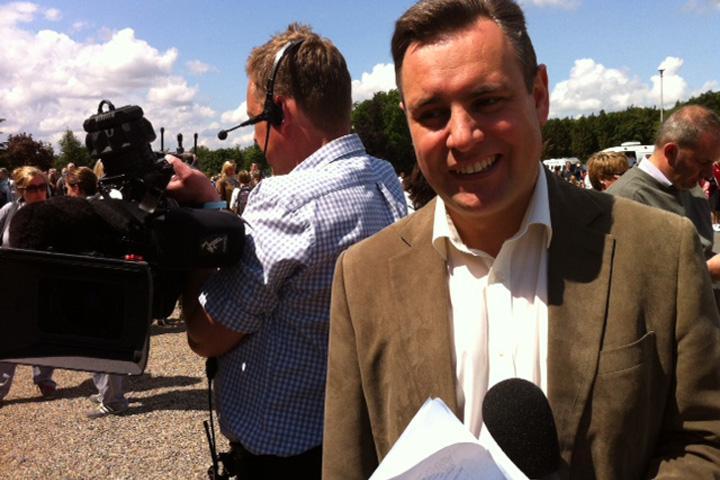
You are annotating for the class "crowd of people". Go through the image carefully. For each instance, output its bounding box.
[2,0,720,478]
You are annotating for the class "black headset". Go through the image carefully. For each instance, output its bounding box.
[217,39,305,140]
[261,39,304,127]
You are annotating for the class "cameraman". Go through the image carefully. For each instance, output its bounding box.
[167,24,406,478]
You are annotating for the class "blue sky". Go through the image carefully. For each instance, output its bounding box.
[2,0,719,151]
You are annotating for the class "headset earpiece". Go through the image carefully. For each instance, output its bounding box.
[263,93,284,127]
[262,39,304,128]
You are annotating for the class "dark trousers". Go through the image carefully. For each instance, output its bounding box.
[227,442,322,479]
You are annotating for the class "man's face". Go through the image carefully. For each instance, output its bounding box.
[400,19,549,235]
[246,82,294,176]
[668,133,720,190]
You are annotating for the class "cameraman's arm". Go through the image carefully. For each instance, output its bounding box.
[165,155,219,206]
[182,268,246,357]
[165,156,246,356]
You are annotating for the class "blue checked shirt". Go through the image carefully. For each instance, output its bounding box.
[199,134,407,456]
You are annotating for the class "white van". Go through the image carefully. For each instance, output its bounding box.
[602,141,654,167]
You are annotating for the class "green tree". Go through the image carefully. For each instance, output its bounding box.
[196,145,244,177]
[240,144,267,173]
[4,133,55,171]
[569,116,598,160]
[57,129,92,169]
[613,107,658,146]
[352,89,415,175]
[680,90,720,116]
[542,118,573,159]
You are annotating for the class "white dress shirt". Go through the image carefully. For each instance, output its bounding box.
[431,166,553,439]
[638,157,673,186]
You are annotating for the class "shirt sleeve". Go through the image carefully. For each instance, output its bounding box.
[199,184,315,333]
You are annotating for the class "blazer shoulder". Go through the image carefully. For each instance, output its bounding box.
[342,202,434,266]
[610,194,695,235]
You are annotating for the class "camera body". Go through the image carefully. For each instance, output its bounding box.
[81,100,245,318]
[84,100,172,213]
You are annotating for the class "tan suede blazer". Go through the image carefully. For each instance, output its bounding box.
[324,171,720,479]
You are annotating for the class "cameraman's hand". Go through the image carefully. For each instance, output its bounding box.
[165,154,220,206]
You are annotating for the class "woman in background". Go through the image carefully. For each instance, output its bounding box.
[215,160,239,208]
[587,151,629,191]
[0,166,58,403]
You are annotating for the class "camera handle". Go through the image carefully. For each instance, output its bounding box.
[97,99,115,113]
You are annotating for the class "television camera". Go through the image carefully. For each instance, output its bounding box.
[0,100,244,374]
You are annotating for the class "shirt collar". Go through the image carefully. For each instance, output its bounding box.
[638,158,673,187]
[431,164,553,260]
[292,133,365,173]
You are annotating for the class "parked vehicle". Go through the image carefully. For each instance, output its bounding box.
[602,141,654,167]
[542,157,581,170]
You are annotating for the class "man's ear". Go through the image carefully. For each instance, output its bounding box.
[664,143,679,166]
[274,95,291,131]
[533,64,550,127]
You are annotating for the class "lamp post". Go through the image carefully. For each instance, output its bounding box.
[659,68,665,123]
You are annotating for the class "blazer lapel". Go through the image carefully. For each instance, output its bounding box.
[388,200,460,417]
[545,173,616,457]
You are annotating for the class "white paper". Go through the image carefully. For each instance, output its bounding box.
[370,398,520,480]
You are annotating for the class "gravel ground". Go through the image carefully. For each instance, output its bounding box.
[0,313,217,479]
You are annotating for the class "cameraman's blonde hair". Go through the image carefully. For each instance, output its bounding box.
[246,23,351,133]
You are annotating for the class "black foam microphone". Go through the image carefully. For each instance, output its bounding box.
[8,196,124,255]
[482,378,561,479]
[217,116,266,140]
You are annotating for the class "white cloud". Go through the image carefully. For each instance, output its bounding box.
[695,80,720,96]
[212,102,255,148]
[549,56,689,118]
[71,20,90,32]
[220,102,249,124]
[0,4,189,145]
[352,63,396,103]
[44,7,61,21]
[0,2,38,27]
[186,59,218,75]
[0,3,271,151]
[147,78,197,105]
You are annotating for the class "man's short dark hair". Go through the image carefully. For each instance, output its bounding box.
[655,104,720,150]
[391,0,538,94]
[246,23,352,132]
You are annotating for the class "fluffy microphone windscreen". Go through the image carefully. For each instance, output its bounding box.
[8,196,120,254]
[482,378,561,479]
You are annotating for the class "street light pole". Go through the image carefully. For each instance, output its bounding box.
[659,68,665,123]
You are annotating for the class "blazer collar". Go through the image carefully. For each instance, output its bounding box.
[389,199,461,416]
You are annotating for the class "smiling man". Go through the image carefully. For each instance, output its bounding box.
[323,0,720,478]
